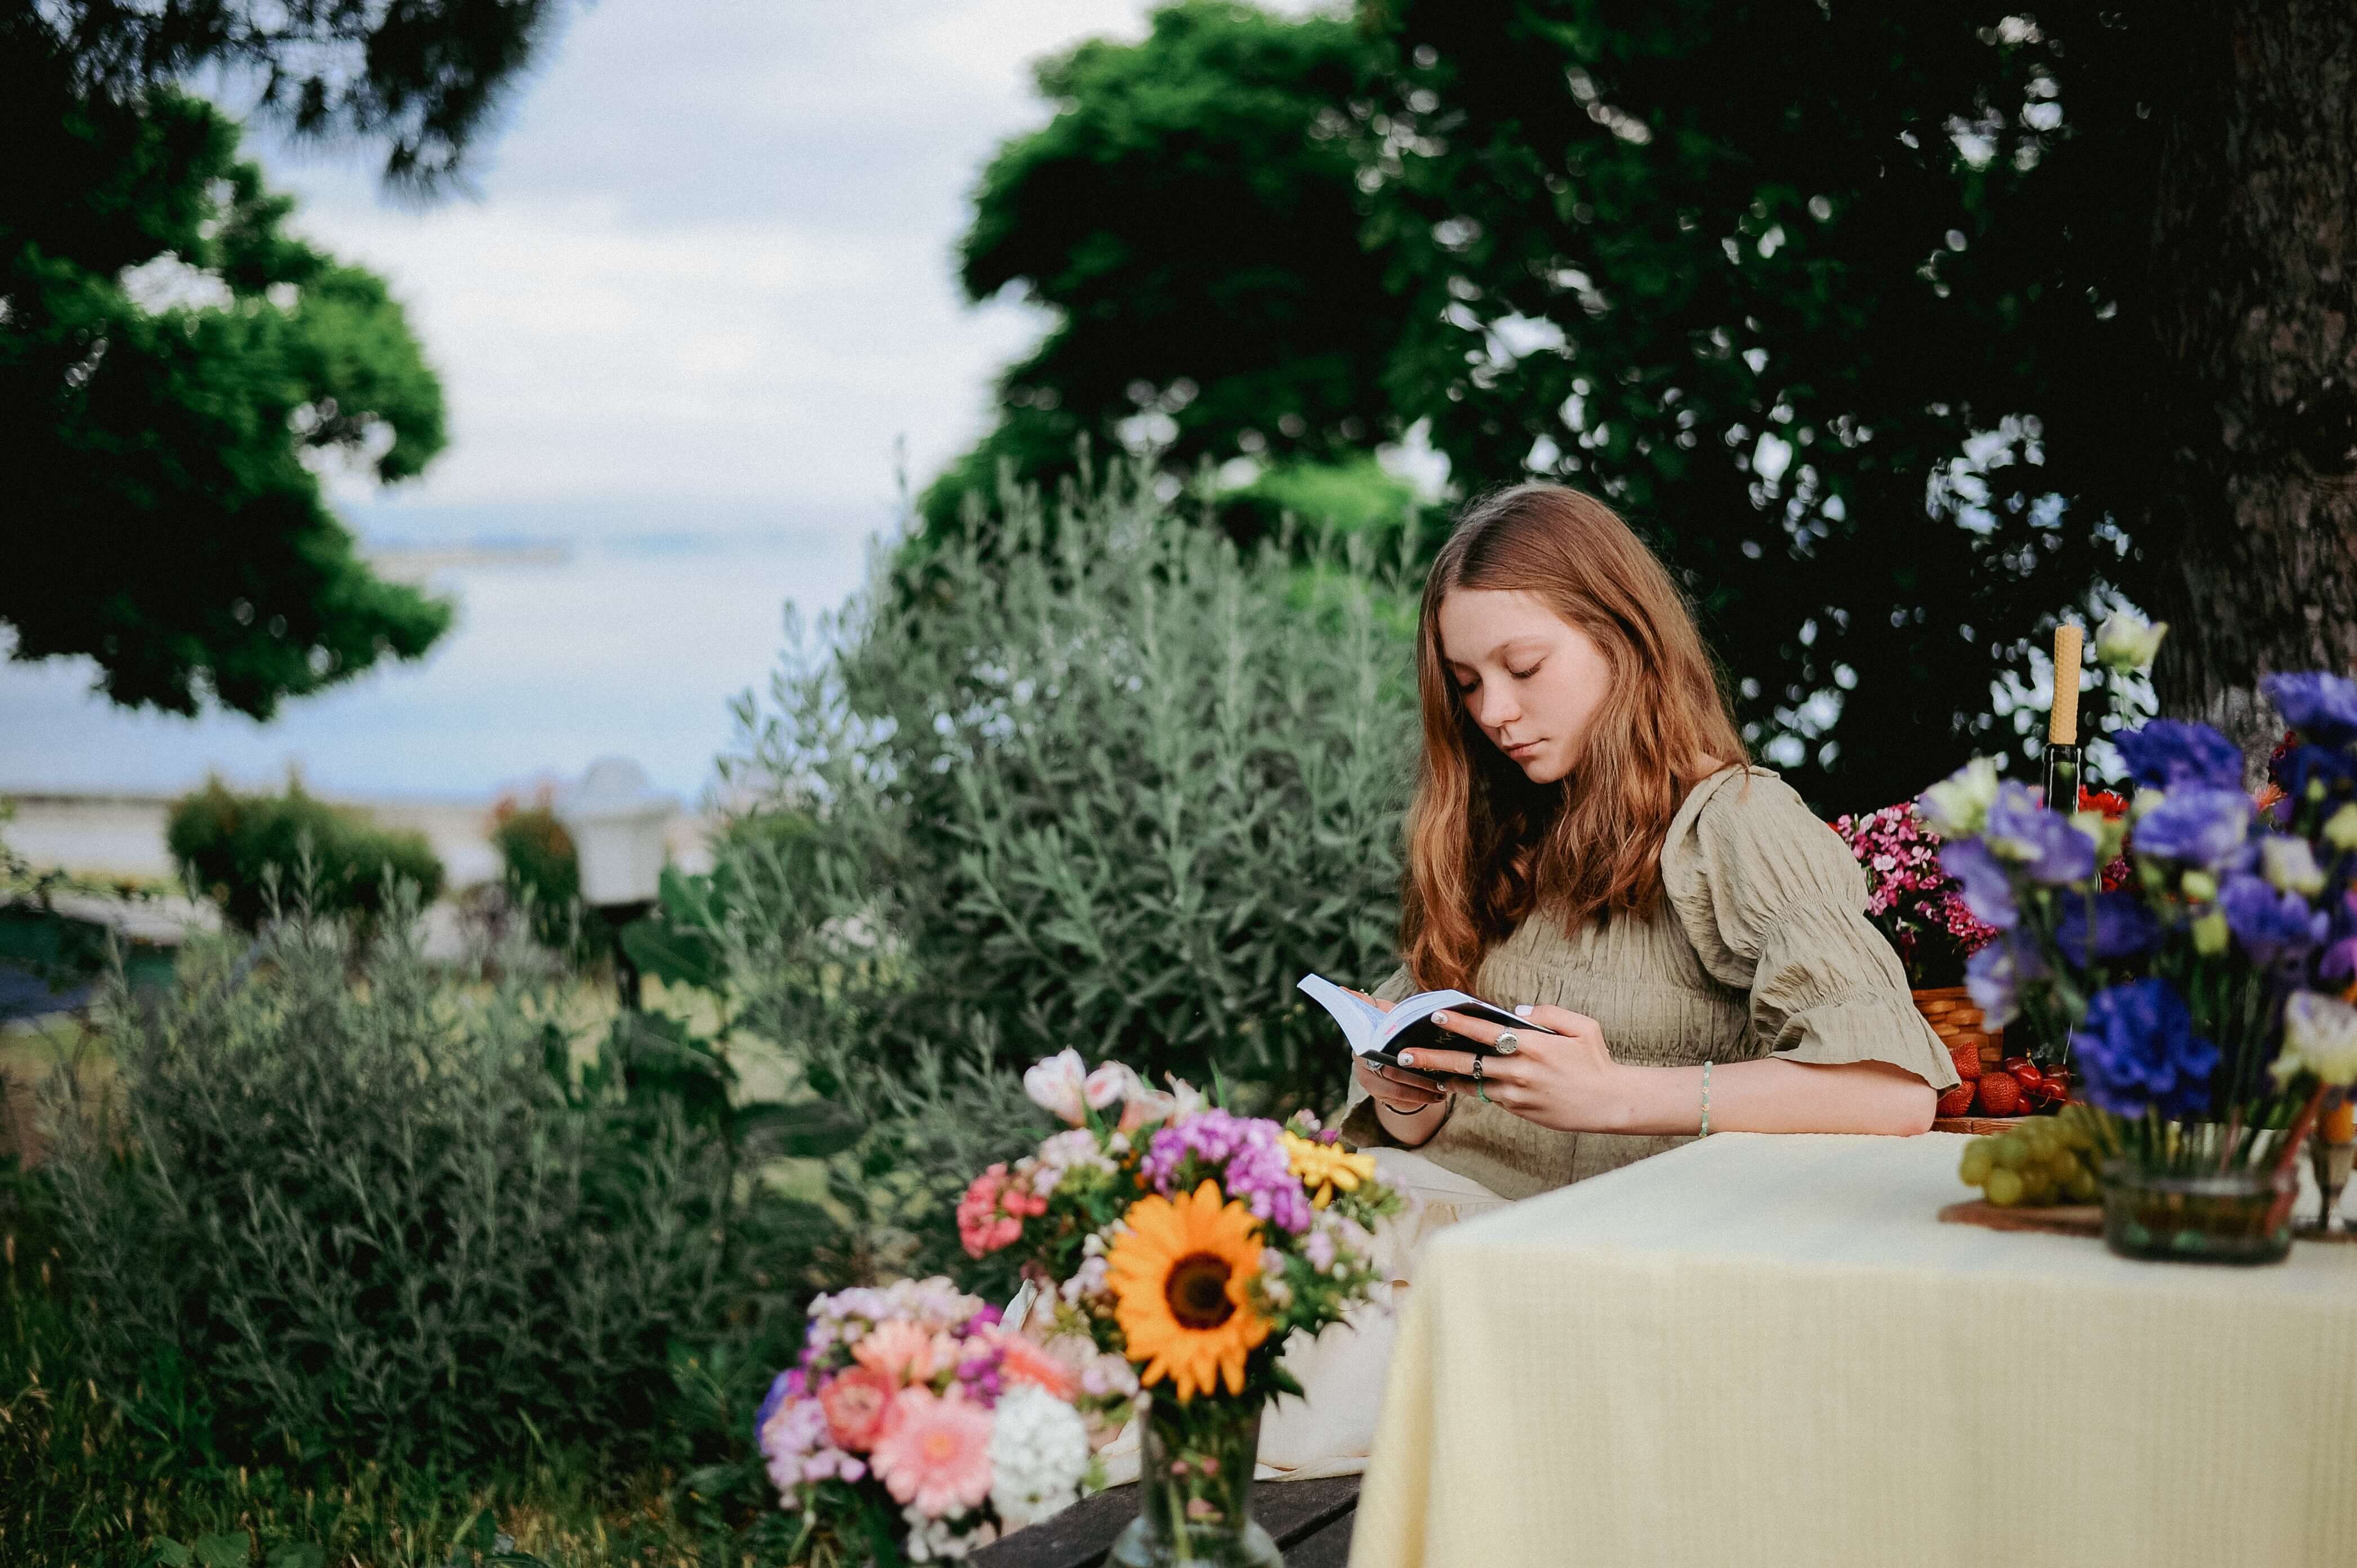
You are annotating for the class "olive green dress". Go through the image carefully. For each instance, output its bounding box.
[1338,765,1961,1201]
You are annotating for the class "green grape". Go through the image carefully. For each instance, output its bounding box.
[2063,1167,2099,1203]
[2046,1149,2081,1182]
[2019,1168,2056,1205]
[1991,1135,2030,1171]
[1985,1168,2025,1207]
[1959,1141,1996,1186]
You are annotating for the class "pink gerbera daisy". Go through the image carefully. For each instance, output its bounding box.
[869,1387,995,1518]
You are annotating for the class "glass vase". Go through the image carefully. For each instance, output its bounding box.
[2099,1159,2296,1265]
[1109,1392,1281,1568]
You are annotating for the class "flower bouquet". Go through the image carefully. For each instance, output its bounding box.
[960,1049,1404,1566]
[758,1277,1121,1563]
[1923,651,2357,1261]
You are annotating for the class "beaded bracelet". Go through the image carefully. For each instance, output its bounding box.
[1699,1060,1712,1137]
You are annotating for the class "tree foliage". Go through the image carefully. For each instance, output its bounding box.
[2,3,564,717]
[34,0,567,191]
[922,1,1398,539]
[934,1,2340,812]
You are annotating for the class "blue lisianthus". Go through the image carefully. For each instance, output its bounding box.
[1981,781,2096,884]
[2218,874,2328,964]
[2130,785,2251,866]
[1939,836,2020,930]
[2114,720,2246,792]
[2069,977,2219,1120]
[1965,928,2046,1030]
[2262,671,2357,747]
[2273,743,2357,805]
[2051,889,2161,967]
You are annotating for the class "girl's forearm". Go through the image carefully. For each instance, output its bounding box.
[1607,1056,1936,1137]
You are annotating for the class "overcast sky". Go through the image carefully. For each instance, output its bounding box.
[276,0,1316,547]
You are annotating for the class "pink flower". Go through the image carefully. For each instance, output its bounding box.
[958,1165,1047,1259]
[1084,1061,1138,1110]
[869,1386,996,1518]
[819,1364,898,1451]
[988,1330,1081,1401]
[1023,1051,1089,1125]
[854,1319,938,1384]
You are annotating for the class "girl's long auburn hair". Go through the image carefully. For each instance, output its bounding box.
[1401,484,1749,993]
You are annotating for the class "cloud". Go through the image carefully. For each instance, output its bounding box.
[262,0,1206,518]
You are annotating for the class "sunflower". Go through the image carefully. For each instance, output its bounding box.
[1282,1130,1377,1209]
[1105,1181,1269,1399]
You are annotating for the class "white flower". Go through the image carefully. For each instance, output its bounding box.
[2093,609,2168,673]
[1060,1254,1109,1305]
[2326,803,2357,852]
[1024,1051,1089,1126]
[1083,1061,1138,1111]
[1918,756,2001,839]
[1166,1075,1208,1119]
[988,1385,1092,1532]
[901,1504,994,1561]
[2261,835,2327,897]
[2278,991,2357,1087]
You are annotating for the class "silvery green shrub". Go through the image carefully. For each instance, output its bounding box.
[718,466,1418,1114]
[37,906,810,1470]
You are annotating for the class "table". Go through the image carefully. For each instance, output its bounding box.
[1350,1132,2357,1568]
[974,1475,1360,1568]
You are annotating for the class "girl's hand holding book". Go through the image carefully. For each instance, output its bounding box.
[1345,990,1453,1116]
[1396,1003,1625,1133]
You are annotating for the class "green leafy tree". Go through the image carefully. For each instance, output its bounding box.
[3,3,569,717]
[940,1,2357,808]
[923,0,1399,542]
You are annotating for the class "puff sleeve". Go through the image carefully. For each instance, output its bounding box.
[1661,768,1959,1092]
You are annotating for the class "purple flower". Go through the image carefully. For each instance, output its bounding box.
[2218,875,2328,965]
[2273,744,2357,804]
[2264,672,2357,747]
[2069,978,2219,1120]
[2051,890,2160,967]
[755,1368,802,1438]
[2130,786,2251,866]
[1142,1110,1313,1234]
[1981,782,2097,885]
[2114,721,2246,792]
[955,1347,1006,1407]
[1965,930,2044,1030]
[1939,837,2020,930]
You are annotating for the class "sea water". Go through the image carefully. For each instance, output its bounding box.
[0,525,872,803]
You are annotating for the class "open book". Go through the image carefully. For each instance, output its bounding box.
[1297,973,1536,1067]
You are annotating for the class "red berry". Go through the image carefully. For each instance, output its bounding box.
[1948,1042,1981,1081]
[1936,1083,1976,1118]
[1977,1075,2025,1116]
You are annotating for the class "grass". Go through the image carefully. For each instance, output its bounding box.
[2,1153,790,1568]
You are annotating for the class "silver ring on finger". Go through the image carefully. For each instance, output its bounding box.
[1493,1030,1521,1055]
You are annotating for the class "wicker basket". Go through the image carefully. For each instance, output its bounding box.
[1913,985,2003,1069]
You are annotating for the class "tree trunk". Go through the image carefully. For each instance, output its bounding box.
[2146,0,2357,755]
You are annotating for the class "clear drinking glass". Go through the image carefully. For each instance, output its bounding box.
[1109,1392,1282,1568]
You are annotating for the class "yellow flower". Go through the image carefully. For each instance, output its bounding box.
[1105,1182,1269,1399]
[1282,1131,1376,1209]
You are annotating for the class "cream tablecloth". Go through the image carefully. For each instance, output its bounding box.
[1350,1132,2357,1568]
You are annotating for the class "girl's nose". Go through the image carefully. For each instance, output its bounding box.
[1474,684,1520,730]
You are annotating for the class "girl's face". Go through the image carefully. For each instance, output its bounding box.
[1436,588,1614,785]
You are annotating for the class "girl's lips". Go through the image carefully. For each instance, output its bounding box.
[1503,737,1543,758]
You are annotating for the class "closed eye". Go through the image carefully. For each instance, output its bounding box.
[1508,661,1543,680]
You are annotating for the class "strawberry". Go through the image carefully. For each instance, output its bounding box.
[1976,1074,2025,1116]
[1948,1041,1981,1081]
[1936,1083,1975,1119]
